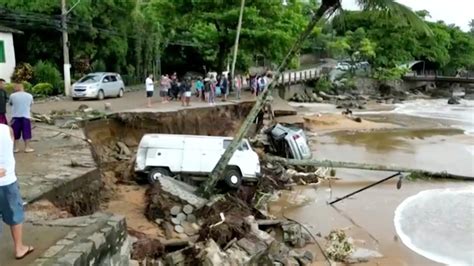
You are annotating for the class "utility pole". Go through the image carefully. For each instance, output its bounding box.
[61,0,72,97]
[230,0,245,92]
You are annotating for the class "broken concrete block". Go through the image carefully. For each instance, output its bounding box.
[170,205,182,216]
[176,213,187,223]
[171,217,181,225]
[236,237,267,256]
[346,248,383,263]
[116,142,131,156]
[174,225,184,234]
[183,204,194,214]
[186,214,197,223]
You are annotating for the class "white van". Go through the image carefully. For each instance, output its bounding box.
[135,134,261,188]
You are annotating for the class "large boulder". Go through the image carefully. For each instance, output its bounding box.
[448,96,461,105]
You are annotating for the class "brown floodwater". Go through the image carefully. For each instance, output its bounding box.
[270,110,474,265]
[312,127,474,177]
[269,170,472,265]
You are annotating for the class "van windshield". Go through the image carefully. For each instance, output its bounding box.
[223,140,249,150]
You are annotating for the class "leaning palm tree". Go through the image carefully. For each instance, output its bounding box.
[203,0,429,195]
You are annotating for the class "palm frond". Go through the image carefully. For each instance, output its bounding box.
[356,0,432,35]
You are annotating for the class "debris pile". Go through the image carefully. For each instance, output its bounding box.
[32,104,106,129]
[137,175,317,265]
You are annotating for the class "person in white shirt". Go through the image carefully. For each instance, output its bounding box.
[0,124,34,260]
[145,74,155,108]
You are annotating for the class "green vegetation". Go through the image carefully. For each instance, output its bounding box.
[330,10,474,73]
[31,83,54,97]
[314,75,333,92]
[33,61,63,94]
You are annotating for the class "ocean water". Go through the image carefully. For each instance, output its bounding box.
[393,99,474,136]
[394,188,474,265]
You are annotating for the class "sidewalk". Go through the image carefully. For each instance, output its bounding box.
[29,90,256,115]
[0,224,70,265]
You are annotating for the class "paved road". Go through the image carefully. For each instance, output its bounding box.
[27,90,256,115]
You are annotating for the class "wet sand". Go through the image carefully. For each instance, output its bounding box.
[269,170,473,265]
[104,185,163,237]
[304,114,398,133]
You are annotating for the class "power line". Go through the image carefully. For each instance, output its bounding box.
[0,7,208,47]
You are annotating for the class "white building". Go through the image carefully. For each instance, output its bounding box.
[0,26,22,83]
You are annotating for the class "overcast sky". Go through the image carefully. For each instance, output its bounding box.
[341,0,473,31]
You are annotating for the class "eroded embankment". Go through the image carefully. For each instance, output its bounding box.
[83,102,255,171]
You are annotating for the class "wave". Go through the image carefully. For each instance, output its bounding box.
[394,188,474,265]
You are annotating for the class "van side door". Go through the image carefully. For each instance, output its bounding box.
[181,137,203,174]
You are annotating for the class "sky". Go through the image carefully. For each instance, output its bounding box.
[341,0,473,32]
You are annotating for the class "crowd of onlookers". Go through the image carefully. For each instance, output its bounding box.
[144,72,273,107]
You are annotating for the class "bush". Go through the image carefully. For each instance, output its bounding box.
[4,83,14,94]
[11,63,33,83]
[91,60,106,72]
[33,61,63,94]
[31,83,54,96]
[314,76,333,92]
[22,81,33,93]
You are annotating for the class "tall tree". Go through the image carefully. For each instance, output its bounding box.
[203,0,428,195]
[149,0,308,74]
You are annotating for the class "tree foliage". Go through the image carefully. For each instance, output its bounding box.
[329,10,474,72]
[149,0,308,73]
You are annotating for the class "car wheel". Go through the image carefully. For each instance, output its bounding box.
[148,168,172,184]
[223,168,242,189]
[97,90,105,100]
[117,88,124,98]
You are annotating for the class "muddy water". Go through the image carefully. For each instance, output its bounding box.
[276,100,474,264]
[270,174,473,265]
[312,127,474,177]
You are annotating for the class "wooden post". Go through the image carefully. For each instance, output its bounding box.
[203,9,327,196]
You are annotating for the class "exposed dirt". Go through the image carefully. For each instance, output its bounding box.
[103,185,163,237]
[25,200,72,221]
[197,195,255,247]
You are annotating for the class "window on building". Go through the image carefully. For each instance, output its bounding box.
[0,41,5,63]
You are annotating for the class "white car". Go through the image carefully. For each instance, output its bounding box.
[336,62,352,71]
[135,134,261,188]
[72,72,125,100]
[267,124,312,160]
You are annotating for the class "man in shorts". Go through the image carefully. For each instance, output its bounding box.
[0,123,34,260]
[0,78,8,125]
[159,74,170,103]
[145,74,154,108]
[9,83,34,153]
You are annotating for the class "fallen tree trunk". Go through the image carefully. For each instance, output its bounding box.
[265,155,474,181]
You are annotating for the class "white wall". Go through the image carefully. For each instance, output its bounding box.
[0,32,16,83]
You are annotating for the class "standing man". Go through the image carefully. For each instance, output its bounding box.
[0,78,8,125]
[9,83,34,153]
[0,123,34,260]
[220,75,228,102]
[234,75,242,100]
[195,77,204,101]
[145,74,154,108]
[159,74,170,103]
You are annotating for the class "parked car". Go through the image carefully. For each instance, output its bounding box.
[72,72,125,100]
[336,62,352,71]
[135,134,261,188]
[266,124,312,160]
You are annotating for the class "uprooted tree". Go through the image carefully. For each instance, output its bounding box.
[202,0,430,196]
